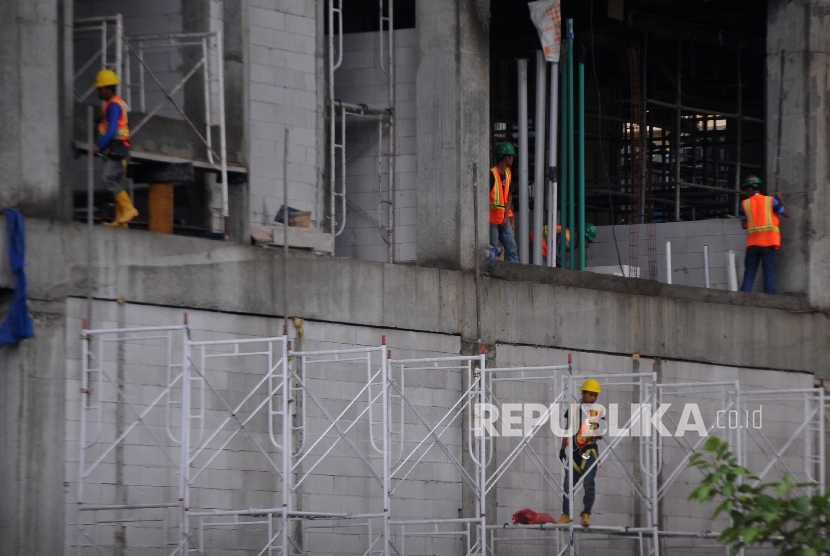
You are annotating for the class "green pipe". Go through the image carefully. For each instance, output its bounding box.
[559,44,569,268]
[578,52,586,271]
[567,20,575,269]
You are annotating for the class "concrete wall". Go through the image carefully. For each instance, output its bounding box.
[0,301,67,556]
[4,217,826,377]
[589,220,752,290]
[248,0,321,228]
[0,0,72,219]
[334,29,418,263]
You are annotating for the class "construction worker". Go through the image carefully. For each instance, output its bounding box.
[530,223,596,266]
[739,175,789,294]
[489,142,519,262]
[559,378,604,527]
[94,68,139,227]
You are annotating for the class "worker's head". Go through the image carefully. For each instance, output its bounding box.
[741,175,762,196]
[494,142,516,166]
[95,69,119,100]
[584,223,597,246]
[580,378,601,403]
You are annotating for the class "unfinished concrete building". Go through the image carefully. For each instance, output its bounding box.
[1,0,829,554]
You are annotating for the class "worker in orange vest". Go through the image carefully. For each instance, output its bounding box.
[530,223,596,265]
[94,69,139,228]
[739,175,789,294]
[489,142,519,262]
[559,378,604,528]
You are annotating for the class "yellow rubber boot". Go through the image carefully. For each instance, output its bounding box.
[558,513,571,524]
[581,513,590,527]
[103,190,139,227]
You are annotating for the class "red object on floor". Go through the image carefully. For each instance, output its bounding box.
[512,508,556,525]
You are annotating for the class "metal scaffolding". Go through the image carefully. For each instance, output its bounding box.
[75,322,827,555]
[327,0,396,262]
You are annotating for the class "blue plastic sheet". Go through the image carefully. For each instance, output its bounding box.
[0,209,35,346]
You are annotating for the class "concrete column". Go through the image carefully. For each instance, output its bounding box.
[0,0,73,218]
[768,0,830,306]
[416,0,490,270]
[223,0,250,243]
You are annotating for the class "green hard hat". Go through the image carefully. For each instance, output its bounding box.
[585,223,597,242]
[495,142,516,157]
[741,175,762,189]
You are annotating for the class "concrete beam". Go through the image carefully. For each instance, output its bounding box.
[7,217,828,377]
[767,0,830,307]
[415,0,490,270]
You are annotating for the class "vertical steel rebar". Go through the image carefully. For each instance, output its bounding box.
[517,59,529,264]
[674,41,682,221]
[578,51,586,271]
[734,49,742,216]
[473,164,481,342]
[87,106,94,326]
[284,128,290,333]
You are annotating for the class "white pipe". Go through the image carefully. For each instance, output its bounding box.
[548,62,559,268]
[533,51,546,266]
[665,240,672,284]
[115,15,123,86]
[517,59,529,264]
[216,32,229,224]
[202,38,214,166]
[703,245,710,288]
[727,250,738,291]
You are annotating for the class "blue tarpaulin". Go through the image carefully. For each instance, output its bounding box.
[0,209,35,346]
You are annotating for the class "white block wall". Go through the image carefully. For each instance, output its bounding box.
[588,220,757,290]
[248,0,321,227]
[334,30,417,263]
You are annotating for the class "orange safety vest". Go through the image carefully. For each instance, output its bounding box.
[743,194,780,249]
[530,225,572,260]
[575,406,603,449]
[490,166,514,224]
[98,95,131,147]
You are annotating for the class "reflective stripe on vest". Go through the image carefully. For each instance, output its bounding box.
[743,194,780,248]
[490,166,512,224]
[98,96,131,147]
[575,407,602,449]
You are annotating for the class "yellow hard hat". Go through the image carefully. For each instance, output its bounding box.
[581,378,601,394]
[94,68,119,88]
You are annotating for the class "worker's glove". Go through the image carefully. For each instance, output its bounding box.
[559,449,567,463]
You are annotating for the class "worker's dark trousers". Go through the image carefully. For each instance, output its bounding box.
[562,448,598,516]
[741,246,777,294]
[103,158,127,194]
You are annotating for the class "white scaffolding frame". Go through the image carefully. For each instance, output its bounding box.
[121,30,229,221]
[76,324,829,555]
[73,16,124,103]
[327,0,396,261]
